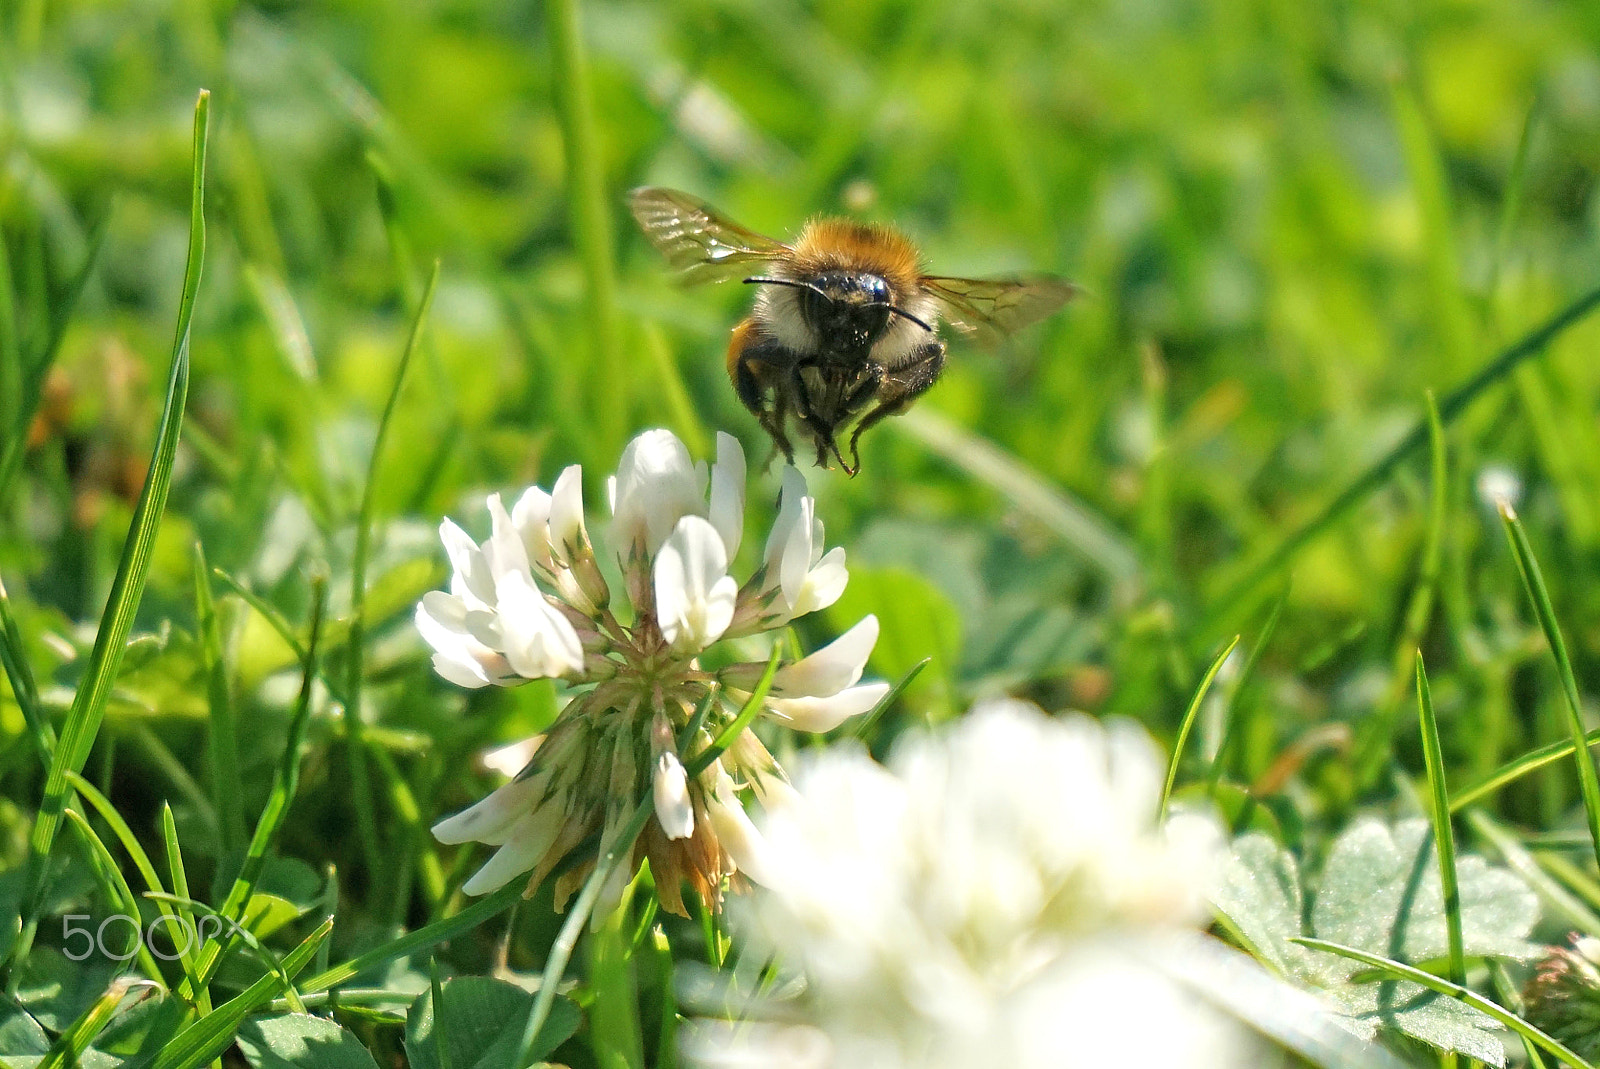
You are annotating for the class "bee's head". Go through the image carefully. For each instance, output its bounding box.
[746,272,933,354]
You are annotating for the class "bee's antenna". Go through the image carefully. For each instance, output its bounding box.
[878,304,935,334]
[743,276,830,300]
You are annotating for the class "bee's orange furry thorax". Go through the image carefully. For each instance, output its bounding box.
[791,218,923,293]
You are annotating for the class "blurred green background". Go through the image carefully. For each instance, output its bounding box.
[6,0,1600,1004]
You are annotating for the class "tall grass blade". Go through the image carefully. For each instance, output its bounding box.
[1356,391,1447,786]
[1499,503,1600,875]
[23,89,209,937]
[1293,937,1597,1069]
[343,260,439,893]
[194,573,326,990]
[1160,635,1238,821]
[1201,282,1600,641]
[1414,655,1464,985]
[39,977,158,1069]
[149,917,332,1069]
[0,213,111,508]
[297,882,523,995]
[0,573,51,763]
[193,543,245,859]
[549,0,624,453]
[1452,728,1600,812]
[514,798,654,1069]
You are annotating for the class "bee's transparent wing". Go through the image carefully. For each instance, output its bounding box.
[920,274,1077,345]
[629,187,791,283]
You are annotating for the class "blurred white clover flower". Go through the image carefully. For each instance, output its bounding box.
[682,699,1265,1069]
[417,429,885,917]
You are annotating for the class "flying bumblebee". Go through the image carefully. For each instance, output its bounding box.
[629,187,1076,475]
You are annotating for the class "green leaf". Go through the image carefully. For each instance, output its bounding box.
[12,946,122,1034]
[404,976,580,1069]
[1215,818,1540,1064]
[0,991,50,1056]
[236,1013,380,1069]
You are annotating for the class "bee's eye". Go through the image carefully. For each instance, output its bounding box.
[863,277,890,303]
[801,286,833,324]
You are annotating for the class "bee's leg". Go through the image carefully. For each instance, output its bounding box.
[732,335,795,468]
[845,342,946,475]
[787,364,840,470]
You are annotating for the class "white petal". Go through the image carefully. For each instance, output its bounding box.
[762,466,810,579]
[771,615,879,698]
[460,803,567,895]
[789,546,848,618]
[779,495,817,612]
[707,775,778,886]
[611,428,704,556]
[653,752,695,840]
[415,595,513,688]
[480,736,541,779]
[432,773,548,844]
[655,515,738,651]
[439,519,495,609]
[709,432,747,560]
[548,465,587,563]
[493,570,585,678]
[484,494,531,583]
[765,682,889,732]
[507,484,553,570]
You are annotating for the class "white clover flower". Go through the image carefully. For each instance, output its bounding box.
[684,699,1265,1069]
[419,429,878,918]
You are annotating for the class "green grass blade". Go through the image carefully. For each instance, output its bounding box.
[144,892,307,1014]
[62,809,167,981]
[1207,585,1288,792]
[39,977,158,1069]
[848,656,929,740]
[640,323,708,458]
[693,647,782,775]
[193,573,326,991]
[514,798,654,1069]
[210,566,308,663]
[148,916,332,1069]
[549,0,624,454]
[1160,635,1238,822]
[1489,99,1540,298]
[1499,503,1600,875]
[23,89,209,935]
[344,261,440,892]
[1490,959,1550,1069]
[1292,937,1597,1069]
[0,212,112,509]
[1356,391,1448,786]
[1452,728,1600,812]
[1468,810,1600,935]
[298,882,523,995]
[1201,281,1600,641]
[1414,655,1464,986]
[194,543,245,859]
[160,803,212,1010]
[0,572,51,763]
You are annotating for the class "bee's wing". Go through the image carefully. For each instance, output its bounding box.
[629,187,792,283]
[919,274,1077,346]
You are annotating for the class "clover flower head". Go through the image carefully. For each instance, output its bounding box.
[682,699,1256,1069]
[418,429,884,918]
[1523,935,1600,1060]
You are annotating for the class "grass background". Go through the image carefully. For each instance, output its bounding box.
[5,0,1600,1064]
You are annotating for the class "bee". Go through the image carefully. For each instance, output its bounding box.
[629,187,1076,475]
